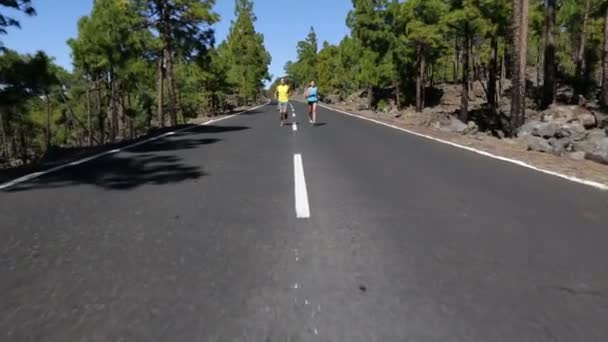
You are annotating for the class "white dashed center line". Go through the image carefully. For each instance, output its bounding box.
[293,154,311,218]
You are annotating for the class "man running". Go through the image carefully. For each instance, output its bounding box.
[304,80,319,124]
[275,78,291,126]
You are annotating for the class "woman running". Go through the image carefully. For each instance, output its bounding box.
[304,80,318,124]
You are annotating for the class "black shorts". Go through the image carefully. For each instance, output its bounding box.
[308,100,318,105]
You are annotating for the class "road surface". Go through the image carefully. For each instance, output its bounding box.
[1,101,608,341]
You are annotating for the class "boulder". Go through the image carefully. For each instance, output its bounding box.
[440,117,468,134]
[574,112,597,129]
[568,151,586,161]
[592,111,608,129]
[555,123,587,141]
[472,82,485,99]
[533,122,560,139]
[541,105,597,128]
[523,135,553,153]
[518,120,542,137]
[548,138,573,156]
[465,121,479,135]
[573,130,608,154]
[323,94,341,105]
[437,84,462,106]
[585,138,608,165]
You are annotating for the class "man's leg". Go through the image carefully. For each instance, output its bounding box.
[279,103,287,125]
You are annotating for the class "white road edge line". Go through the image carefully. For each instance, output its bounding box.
[293,154,311,218]
[0,103,269,190]
[317,103,608,192]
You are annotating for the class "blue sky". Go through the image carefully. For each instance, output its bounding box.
[1,0,352,83]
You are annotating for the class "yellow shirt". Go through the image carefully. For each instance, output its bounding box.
[277,85,290,102]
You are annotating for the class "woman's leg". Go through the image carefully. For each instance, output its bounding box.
[308,103,313,122]
[312,102,317,123]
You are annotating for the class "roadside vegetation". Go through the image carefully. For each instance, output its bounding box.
[284,0,608,165]
[0,0,271,167]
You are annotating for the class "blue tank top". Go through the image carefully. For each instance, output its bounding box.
[307,87,318,102]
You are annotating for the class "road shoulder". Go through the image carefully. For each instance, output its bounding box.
[315,101,608,191]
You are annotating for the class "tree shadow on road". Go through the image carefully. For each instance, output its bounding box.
[238,109,265,116]
[2,125,250,192]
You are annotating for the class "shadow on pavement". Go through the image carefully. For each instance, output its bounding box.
[3,125,250,192]
[239,109,265,116]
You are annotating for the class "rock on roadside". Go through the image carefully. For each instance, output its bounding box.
[585,138,608,165]
[522,135,553,153]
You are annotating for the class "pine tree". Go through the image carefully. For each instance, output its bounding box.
[289,27,319,87]
[137,0,218,126]
[348,0,393,109]
[471,0,511,117]
[225,0,271,105]
[399,0,447,112]
[444,0,484,122]
[69,0,151,141]
[0,0,35,44]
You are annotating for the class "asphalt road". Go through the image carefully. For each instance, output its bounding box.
[1,101,608,341]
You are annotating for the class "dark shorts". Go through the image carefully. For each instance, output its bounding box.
[308,100,318,105]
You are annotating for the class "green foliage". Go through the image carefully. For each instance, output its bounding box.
[1,0,270,166]
[224,0,271,105]
[0,50,64,160]
[0,0,35,39]
[376,99,389,111]
[287,27,319,87]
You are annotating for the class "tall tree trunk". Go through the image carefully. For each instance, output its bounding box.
[602,5,608,107]
[504,32,513,79]
[19,126,27,163]
[394,80,401,109]
[45,94,51,151]
[488,36,499,116]
[158,53,165,127]
[165,46,177,126]
[536,36,543,88]
[416,44,424,112]
[500,42,506,99]
[460,29,470,122]
[0,111,8,159]
[118,95,126,139]
[574,0,591,101]
[63,112,69,145]
[454,38,460,82]
[541,0,557,109]
[430,63,435,90]
[86,84,92,146]
[367,85,374,110]
[472,43,479,81]
[96,84,104,144]
[127,94,134,139]
[511,0,530,133]
[109,70,118,141]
